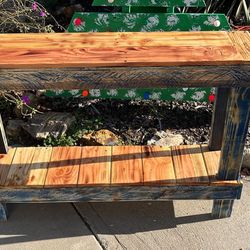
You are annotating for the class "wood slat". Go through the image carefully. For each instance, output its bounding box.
[78,146,111,186]
[142,146,175,184]
[45,147,81,187]
[0,32,246,69]
[0,148,16,186]
[111,146,143,185]
[172,145,209,184]
[0,32,234,49]
[26,147,52,187]
[201,145,220,181]
[228,32,250,61]
[5,147,36,187]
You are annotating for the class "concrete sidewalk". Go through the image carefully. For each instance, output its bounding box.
[0,180,249,250]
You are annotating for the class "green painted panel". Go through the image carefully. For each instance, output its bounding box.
[68,13,230,32]
[45,88,215,102]
[48,5,230,102]
[92,0,206,7]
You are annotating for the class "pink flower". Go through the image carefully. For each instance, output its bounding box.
[40,10,46,17]
[32,2,38,11]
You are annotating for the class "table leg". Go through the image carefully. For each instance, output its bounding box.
[0,203,7,222]
[212,87,250,218]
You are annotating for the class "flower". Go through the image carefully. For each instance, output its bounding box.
[22,95,31,105]
[32,2,38,11]
[209,94,215,103]
[40,10,46,17]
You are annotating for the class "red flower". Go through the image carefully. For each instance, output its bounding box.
[74,18,83,26]
[209,94,215,103]
[82,90,89,97]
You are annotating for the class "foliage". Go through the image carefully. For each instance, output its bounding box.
[0,0,64,33]
[43,115,104,146]
[0,91,42,117]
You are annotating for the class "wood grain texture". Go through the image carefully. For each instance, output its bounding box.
[201,145,220,181]
[0,32,233,49]
[0,148,16,186]
[111,146,143,185]
[142,146,175,184]
[228,32,250,61]
[45,147,81,187]
[78,146,111,186]
[172,145,209,184]
[0,32,247,69]
[5,147,36,187]
[218,87,250,180]
[1,65,250,90]
[0,145,243,189]
[0,184,242,203]
[26,147,52,187]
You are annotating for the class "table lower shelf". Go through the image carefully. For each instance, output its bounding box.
[0,145,242,202]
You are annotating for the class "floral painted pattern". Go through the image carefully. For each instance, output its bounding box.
[69,13,230,32]
[92,0,205,7]
[45,88,214,102]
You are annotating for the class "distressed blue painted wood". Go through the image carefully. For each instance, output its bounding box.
[1,65,250,90]
[0,115,8,154]
[212,200,234,218]
[218,87,250,180]
[0,203,7,222]
[212,87,250,218]
[0,184,242,203]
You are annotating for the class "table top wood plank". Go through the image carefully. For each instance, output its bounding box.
[142,146,176,184]
[26,147,53,187]
[172,145,209,184]
[78,146,112,186]
[5,147,36,187]
[45,146,81,187]
[111,146,143,185]
[0,31,248,69]
[0,148,16,186]
[201,145,221,181]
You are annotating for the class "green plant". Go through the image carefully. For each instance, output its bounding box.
[43,116,104,146]
[43,134,76,146]
[0,0,64,33]
[0,91,42,117]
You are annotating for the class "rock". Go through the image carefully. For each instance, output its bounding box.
[242,148,250,169]
[6,119,26,138]
[55,4,84,18]
[22,112,75,139]
[81,129,122,146]
[147,130,184,146]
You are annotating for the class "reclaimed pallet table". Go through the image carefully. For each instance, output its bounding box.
[0,31,249,221]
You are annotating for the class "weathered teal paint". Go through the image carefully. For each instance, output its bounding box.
[212,87,250,218]
[0,203,7,222]
[212,200,234,218]
[0,184,242,203]
[218,87,250,180]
